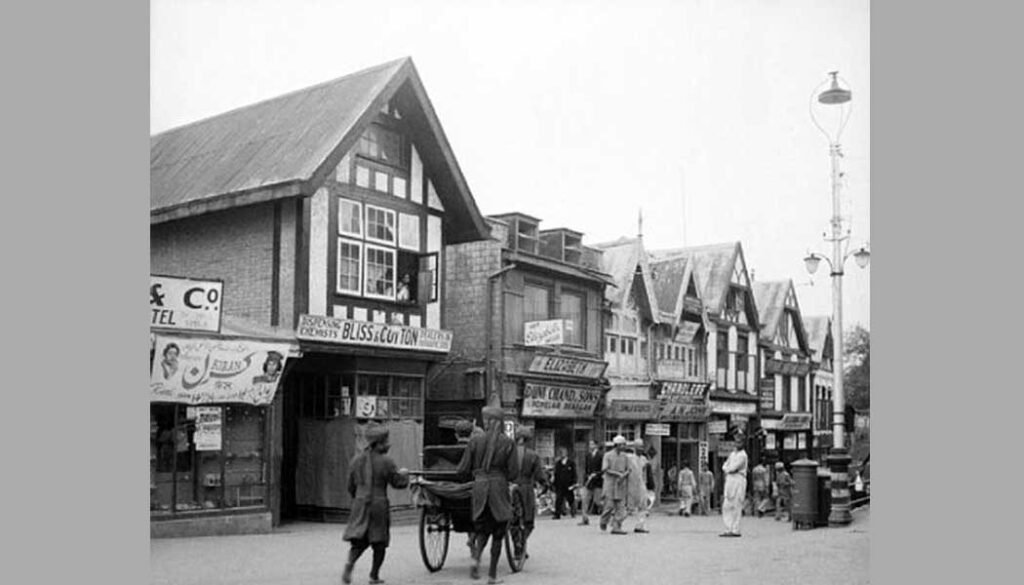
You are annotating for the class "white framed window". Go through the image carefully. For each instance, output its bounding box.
[365,205,396,245]
[364,244,396,300]
[374,171,389,193]
[338,199,362,237]
[398,213,420,251]
[336,238,363,295]
[355,165,371,189]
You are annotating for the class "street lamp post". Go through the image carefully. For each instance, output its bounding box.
[804,71,869,527]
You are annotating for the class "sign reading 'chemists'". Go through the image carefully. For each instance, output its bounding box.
[296,314,452,353]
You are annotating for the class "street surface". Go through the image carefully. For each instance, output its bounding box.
[151,505,869,585]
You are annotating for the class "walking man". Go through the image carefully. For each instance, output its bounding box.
[552,447,578,520]
[632,444,657,533]
[457,405,519,584]
[341,423,410,585]
[719,433,748,538]
[600,435,631,535]
[677,461,696,516]
[513,426,544,558]
[578,440,603,524]
[750,461,769,517]
[698,464,715,516]
[774,462,793,522]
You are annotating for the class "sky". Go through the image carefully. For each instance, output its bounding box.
[151,0,870,330]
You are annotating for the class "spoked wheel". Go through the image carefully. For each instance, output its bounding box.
[418,507,451,572]
[504,488,527,572]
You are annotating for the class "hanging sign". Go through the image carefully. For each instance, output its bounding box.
[779,413,813,431]
[698,441,709,472]
[645,423,671,436]
[674,321,702,343]
[527,355,607,379]
[194,406,223,451]
[151,335,293,405]
[708,420,728,434]
[521,383,602,418]
[150,275,223,333]
[659,381,710,398]
[296,314,452,353]
[760,379,776,411]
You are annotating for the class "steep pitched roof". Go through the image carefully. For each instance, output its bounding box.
[752,281,789,341]
[592,237,659,321]
[650,242,744,317]
[803,316,833,362]
[151,57,489,243]
[648,254,706,327]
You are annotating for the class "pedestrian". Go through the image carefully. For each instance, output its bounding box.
[552,446,578,519]
[600,435,631,535]
[750,461,769,517]
[341,423,410,585]
[513,426,544,558]
[456,404,519,584]
[666,465,679,498]
[578,440,603,525]
[631,444,657,533]
[774,462,793,522]
[719,433,748,538]
[677,461,696,516]
[698,465,715,516]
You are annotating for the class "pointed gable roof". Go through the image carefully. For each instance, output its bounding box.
[592,236,659,322]
[649,254,705,327]
[651,242,748,316]
[752,279,809,351]
[151,57,489,243]
[803,316,833,362]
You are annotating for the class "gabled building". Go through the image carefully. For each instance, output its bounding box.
[438,212,613,469]
[753,280,814,464]
[150,58,491,534]
[803,315,835,461]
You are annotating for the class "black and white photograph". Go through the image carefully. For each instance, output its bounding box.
[148,1,870,583]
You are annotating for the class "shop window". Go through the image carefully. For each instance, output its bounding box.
[605,423,639,444]
[607,335,617,354]
[355,374,423,420]
[559,291,584,346]
[365,244,396,299]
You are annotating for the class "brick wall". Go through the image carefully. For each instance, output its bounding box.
[442,238,502,361]
[151,202,279,327]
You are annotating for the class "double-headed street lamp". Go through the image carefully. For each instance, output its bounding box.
[804,71,869,527]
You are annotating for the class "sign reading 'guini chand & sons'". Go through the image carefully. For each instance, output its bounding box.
[296,314,452,353]
[521,383,603,418]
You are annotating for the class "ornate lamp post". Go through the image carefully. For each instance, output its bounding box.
[804,71,869,526]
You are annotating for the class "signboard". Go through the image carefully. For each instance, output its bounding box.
[521,383,602,418]
[759,379,776,411]
[730,414,749,424]
[151,335,294,405]
[535,429,555,458]
[760,418,781,430]
[710,401,757,415]
[607,399,661,420]
[674,321,702,343]
[645,423,670,436]
[778,413,813,431]
[150,275,223,333]
[524,319,572,346]
[528,354,607,379]
[194,406,222,451]
[698,441,709,472]
[660,402,713,422]
[659,381,710,398]
[765,358,811,377]
[355,396,377,418]
[296,314,452,353]
[708,420,728,434]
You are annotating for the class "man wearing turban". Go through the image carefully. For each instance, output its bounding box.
[457,404,519,584]
[341,423,410,584]
[600,435,631,534]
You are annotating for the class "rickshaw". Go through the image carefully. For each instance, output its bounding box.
[409,444,528,574]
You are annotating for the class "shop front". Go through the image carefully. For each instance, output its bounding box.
[282,314,452,522]
[150,330,298,538]
[657,381,712,500]
[707,398,758,503]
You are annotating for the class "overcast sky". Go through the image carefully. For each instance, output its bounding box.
[151,0,870,330]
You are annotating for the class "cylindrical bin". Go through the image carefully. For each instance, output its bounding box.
[815,468,832,527]
[790,459,819,530]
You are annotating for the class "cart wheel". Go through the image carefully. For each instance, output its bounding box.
[419,507,451,572]
[505,488,527,572]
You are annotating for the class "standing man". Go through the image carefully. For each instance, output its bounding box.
[552,447,578,520]
[631,444,657,533]
[698,464,716,516]
[719,433,748,538]
[513,426,544,558]
[750,461,769,517]
[578,440,603,525]
[457,405,519,584]
[341,423,410,585]
[677,461,696,517]
[600,435,631,535]
[774,462,794,522]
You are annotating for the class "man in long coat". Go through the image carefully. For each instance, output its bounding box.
[457,405,519,583]
[719,433,749,537]
[578,440,603,524]
[342,423,410,584]
[677,461,696,516]
[750,462,769,517]
[513,426,544,557]
[599,435,631,534]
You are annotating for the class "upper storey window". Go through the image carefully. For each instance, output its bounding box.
[353,123,410,199]
[358,125,406,168]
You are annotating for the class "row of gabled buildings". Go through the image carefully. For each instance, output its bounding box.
[149,57,839,537]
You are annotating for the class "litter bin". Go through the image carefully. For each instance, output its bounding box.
[815,467,832,527]
[790,459,819,530]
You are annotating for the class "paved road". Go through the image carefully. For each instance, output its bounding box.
[151,506,869,585]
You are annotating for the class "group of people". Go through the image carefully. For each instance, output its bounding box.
[673,461,715,517]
